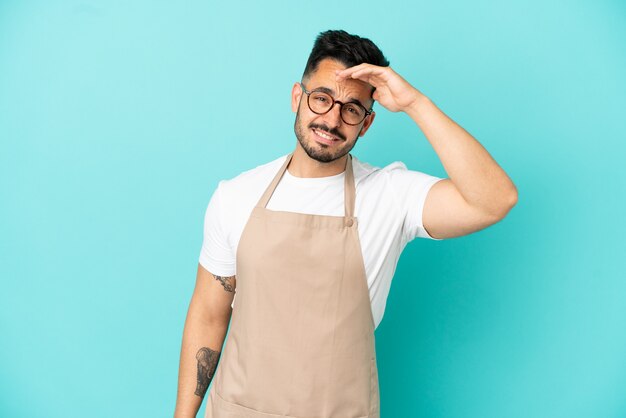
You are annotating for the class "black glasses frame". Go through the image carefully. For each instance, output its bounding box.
[300,83,373,126]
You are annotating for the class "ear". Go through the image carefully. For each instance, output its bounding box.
[291,82,303,113]
[357,111,376,137]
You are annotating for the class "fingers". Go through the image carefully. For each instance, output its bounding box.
[335,63,387,81]
[335,63,369,79]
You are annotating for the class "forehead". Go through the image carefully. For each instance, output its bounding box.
[305,58,373,103]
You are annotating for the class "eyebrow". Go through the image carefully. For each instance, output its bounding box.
[311,86,369,109]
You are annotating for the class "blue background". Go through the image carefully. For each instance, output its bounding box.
[1,1,625,417]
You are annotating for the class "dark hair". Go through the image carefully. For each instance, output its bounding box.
[302,30,390,80]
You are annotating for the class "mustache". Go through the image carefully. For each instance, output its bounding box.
[308,123,346,141]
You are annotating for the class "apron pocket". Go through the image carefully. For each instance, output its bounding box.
[215,390,285,418]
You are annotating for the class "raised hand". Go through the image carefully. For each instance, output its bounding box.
[336,64,424,113]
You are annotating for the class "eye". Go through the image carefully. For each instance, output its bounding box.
[344,104,362,115]
[314,95,329,103]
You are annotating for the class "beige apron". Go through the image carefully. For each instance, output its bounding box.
[205,152,380,418]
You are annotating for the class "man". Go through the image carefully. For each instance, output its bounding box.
[174,30,517,418]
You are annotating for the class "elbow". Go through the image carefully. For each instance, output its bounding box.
[494,187,519,220]
[507,185,519,208]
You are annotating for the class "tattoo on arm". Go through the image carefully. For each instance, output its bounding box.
[213,274,235,293]
[194,347,221,398]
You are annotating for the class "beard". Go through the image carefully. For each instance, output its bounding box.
[294,108,359,163]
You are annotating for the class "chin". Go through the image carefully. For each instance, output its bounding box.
[303,139,355,163]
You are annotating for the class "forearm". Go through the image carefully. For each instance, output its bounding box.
[174,304,230,418]
[406,93,518,217]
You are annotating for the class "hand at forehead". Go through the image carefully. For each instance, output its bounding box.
[308,59,374,102]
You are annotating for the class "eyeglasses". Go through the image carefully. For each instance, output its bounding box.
[300,83,372,126]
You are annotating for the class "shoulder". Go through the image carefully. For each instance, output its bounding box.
[352,154,419,186]
[216,153,288,202]
[352,154,442,204]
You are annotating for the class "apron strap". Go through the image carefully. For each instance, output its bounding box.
[255,153,293,209]
[344,154,356,219]
[255,153,356,219]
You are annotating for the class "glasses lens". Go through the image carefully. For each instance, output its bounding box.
[308,91,333,114]
[341,103,366,125]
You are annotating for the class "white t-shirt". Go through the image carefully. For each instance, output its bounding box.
[199,153,445,329]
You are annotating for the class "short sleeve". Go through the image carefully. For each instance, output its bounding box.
[386,163,445,242]
[198,181,237,276]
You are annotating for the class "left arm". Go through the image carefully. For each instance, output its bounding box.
[337,64,518,239]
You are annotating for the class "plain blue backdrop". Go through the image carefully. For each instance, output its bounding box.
[1,1,625,417]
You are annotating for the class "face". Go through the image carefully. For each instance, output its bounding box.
[292,58,376,163]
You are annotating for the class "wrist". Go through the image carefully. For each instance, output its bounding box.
[404,92,431,119]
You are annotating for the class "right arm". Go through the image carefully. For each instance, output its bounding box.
[174,263,236,418]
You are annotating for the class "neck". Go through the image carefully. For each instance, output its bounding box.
[287,143,348,178]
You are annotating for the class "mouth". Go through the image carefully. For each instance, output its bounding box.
[312,128,342,145]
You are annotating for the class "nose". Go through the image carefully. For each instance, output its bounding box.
[321,102,343,128]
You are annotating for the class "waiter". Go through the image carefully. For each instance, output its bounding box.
[174,30,518,418]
